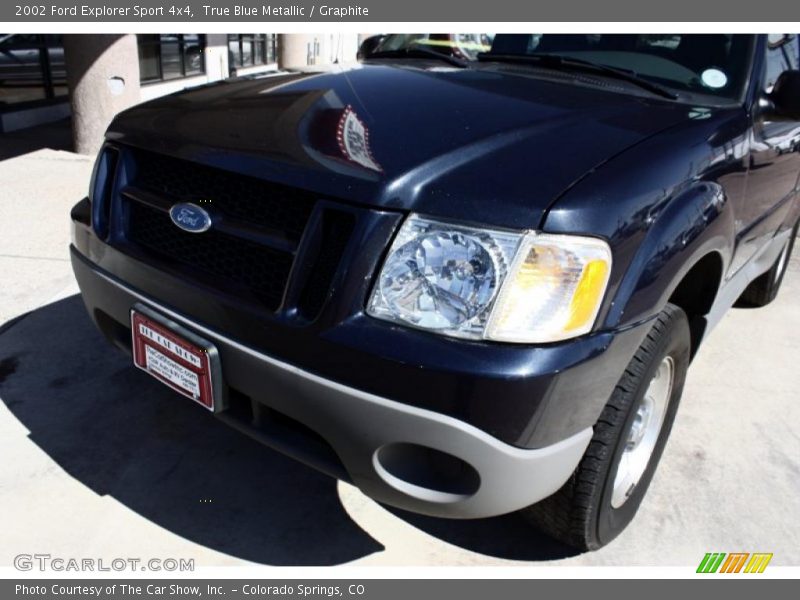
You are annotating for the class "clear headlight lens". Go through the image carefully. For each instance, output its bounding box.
[367,214,612,343]
[368,215,520,337]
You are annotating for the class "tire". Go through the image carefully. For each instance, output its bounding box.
[736,222,798,308]
[522,303,691,551]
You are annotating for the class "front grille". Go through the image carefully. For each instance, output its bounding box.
[297,210,355,319]
[128,202,294,310]
[113,147,354,317]
[132,149,315,240]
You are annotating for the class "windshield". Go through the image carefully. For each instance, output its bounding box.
[371,34,756,102]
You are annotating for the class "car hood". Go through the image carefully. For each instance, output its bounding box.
[108,63,694,229]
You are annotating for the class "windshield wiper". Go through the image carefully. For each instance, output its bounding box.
[476,52,678,100]
[367,47,468,68]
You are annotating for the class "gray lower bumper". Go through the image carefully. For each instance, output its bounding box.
[73,248,592,519]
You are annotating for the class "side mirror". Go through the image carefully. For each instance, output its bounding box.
[767,70,800,120]
[357,35,385,60]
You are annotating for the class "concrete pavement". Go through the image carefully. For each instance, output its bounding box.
[0,148,92,326]
[0,147,798,567]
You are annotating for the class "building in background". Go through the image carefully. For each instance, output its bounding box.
[0,33,363,152]
[0,34,68,131]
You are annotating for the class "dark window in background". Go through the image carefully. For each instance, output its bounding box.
[0,33,66,110]
[137,34,206,83]
[764,34,800,92]
[228,35,277,74]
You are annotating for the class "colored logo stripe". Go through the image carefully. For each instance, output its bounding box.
[719,553,749,573]
[744,553,773,573]
[697,552,773,573]
[697,553,726,573]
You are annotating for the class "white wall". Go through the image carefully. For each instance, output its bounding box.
[279,33,360,69]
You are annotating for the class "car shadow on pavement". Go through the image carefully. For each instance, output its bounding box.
[0,294,382,566]
[0,294,578,564]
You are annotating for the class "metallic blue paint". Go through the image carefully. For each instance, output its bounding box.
[73,34,800,449]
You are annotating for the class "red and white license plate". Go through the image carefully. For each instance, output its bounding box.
[131,306,219,411]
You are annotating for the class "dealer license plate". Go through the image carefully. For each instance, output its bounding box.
[131,305,220,411]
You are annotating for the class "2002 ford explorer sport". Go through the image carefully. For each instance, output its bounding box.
[70,34,800,550]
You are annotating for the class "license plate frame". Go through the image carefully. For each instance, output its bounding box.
[130,303,222,412]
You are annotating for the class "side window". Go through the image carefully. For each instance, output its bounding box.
[764,34,798,92]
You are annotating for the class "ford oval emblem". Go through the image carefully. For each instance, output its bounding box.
[169,203,212,233]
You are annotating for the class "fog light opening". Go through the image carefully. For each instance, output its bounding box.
[373,443,481,503]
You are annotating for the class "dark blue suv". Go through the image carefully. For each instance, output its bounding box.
[70,34,800,550]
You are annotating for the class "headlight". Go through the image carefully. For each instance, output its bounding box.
[367,214,612,343]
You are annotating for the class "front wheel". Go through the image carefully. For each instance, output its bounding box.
[522,303,691,550]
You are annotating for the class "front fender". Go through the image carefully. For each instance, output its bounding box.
[542,108,748,334]
[602,180,734,329]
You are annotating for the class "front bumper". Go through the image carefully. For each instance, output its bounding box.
[72,247,593,518]
[71,196,653,451]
